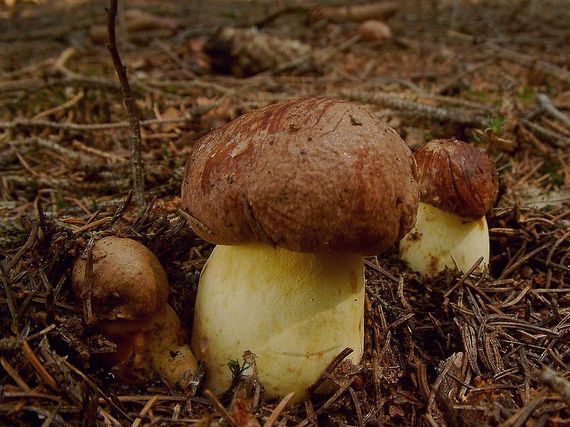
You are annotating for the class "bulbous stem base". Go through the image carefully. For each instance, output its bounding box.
[191,244,365,400]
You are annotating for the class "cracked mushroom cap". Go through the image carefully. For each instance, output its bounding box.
[182,97,419,254]
[71,237,169,322]
[415,139,499,219]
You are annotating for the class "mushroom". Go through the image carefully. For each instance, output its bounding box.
[71,236,197,387]
[181,97,419,399]
[399,139,499,277]
[358,20,392,42]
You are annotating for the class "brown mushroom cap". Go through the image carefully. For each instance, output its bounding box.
[182,97,419,254]
[415,139,499,219]
[71,237,169,321]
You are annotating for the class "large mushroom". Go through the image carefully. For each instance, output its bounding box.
[399,139,499,276]
[182,97,419,399]
[72,236,197,387]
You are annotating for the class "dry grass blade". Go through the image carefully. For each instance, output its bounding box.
[131,394,159,427]
[315,377,356,416]
[499,395,545,427]
[60,358,133,422]
[0,262,19,333]
[444,257,484,299]
[1,357,32,392]
[263,392,295,427]
[5,223,39,271]
[306,347,353,395]
[204,389,237,427]
[21,341,59,391]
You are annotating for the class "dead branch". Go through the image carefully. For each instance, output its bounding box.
[339,90,489,127]
[489,43,570,85]
[307,347,353,395]
[33,138,94,164]
[204,389,238,427]
[263,392,295,427]
[0,262,19,333]
[0,76,122,94]
[536,94,570,130]
[106,0,145,210]
[0,115,193,131]
[5,223,39,271]
[521,119,570,148]
[310,2,399,23]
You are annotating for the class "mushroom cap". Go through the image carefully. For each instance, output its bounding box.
[71,237,169,321]
[359,20,393,42]
[182,97,419,254]
[415,139,498,219]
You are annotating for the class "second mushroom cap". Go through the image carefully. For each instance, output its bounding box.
[414,138,499,219]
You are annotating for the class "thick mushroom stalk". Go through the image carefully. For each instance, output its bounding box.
[182,97,419,399]
[72,237,197,387]
[399,139,498,276]
[193,244,364,399]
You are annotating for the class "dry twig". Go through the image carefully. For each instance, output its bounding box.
[536,94,570,130]
[106,0,145,210]
[339,90,489,127]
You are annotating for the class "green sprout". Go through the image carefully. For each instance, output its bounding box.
[485,115,507,134]
[227,358,250,382]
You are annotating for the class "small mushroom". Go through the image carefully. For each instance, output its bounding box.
[182,97,419,399]
[358,20,392,42]
[72,236,197,387]
[399,139,499,276]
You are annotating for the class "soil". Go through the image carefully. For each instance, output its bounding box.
[1,0,569,426]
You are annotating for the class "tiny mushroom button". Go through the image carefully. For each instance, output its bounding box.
[72,237,197,387]
[182,97,420,400]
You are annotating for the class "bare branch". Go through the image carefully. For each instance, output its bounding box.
[106,0,145,210]
[536,94,570,130]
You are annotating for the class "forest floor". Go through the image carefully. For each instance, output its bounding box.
[1,0,569,425]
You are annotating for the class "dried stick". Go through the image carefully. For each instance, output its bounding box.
[204,389,238,427]
[339,90,489,127]
[32,91,85,120]
[536,94,570,130]
[488,43,570,85]
[263,392,295,427]
[21,341,59,391]
[521,119,570,148]
[33,138,94,164]
[131,395,160,427]
[106,0,145,210]
[0,262,19,333]
[5,223,39,271]
[0,115,193,131]
[306,347,353,395]
[0,76,121,94]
